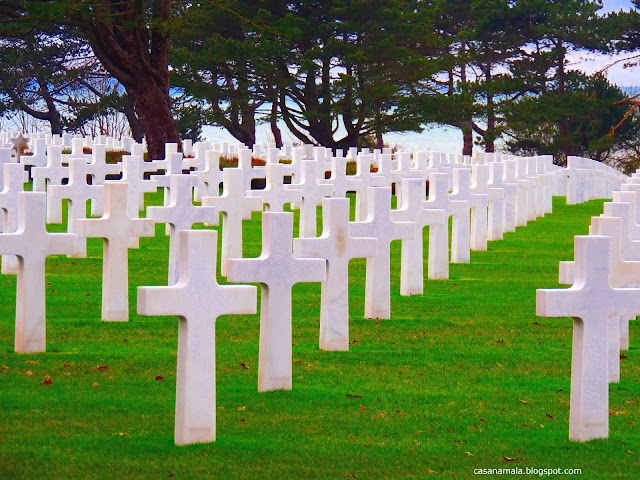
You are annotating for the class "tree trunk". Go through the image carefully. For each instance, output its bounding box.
[122,96,144,143]
[484,64,495,153]
[462,123,473,157]
[49,110,63,136]
[80,0,180,160]
[127,79,180,160]
[270,101,283,148]
[556,43,573,160]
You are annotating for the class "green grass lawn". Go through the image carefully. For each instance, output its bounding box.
[1,192,638,479]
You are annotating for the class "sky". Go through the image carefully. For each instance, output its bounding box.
[575,0,639,86]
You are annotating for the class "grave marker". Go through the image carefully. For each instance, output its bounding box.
[227,212,325,391]
[293,198,377,350]
[391,178,446,295]
[77,182,155,321]
[350,187,414,319]
[0,192,81,352]
[138,229,257,445]
[147,175,219,284]
[537,235,640,441]
[203,168,263,276]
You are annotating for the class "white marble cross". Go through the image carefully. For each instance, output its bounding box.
[49,158,104,243]
[502,159,520,232]
[293,198,377,350]
[349,187,414,319]
[237,148,265,192]
[487,161,506,241]
[448,168,473,264]
[119,155,158,218]
[0,148,17,231]
[603,201,640,260]
[77,182,155,321]
[32,145,68,224]
[203,168,263,276]
[287,159,333,237]
[147,175,219,285]
[197,149,224,199]
[354,154,386,221]
[320,156,363,199]
[150,153,187,207]
[469,165,490,251]
[0,163,28,274]
[537,235,640,441]
[248,163,300,212]
[515,158,531,227]
[138,229,257,445]
[19,137,47,169]
[226,212,326,391]
[525,157,541,221]
[591,216,640,383]
[86,144,122,216]
[0,192,81,353]
[391,178,446,295]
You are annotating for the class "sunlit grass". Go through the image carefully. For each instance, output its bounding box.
[1,192,638,479]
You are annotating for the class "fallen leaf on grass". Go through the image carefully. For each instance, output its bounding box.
[610,411,627,415]
[359,405,366,411]
[239,363,248,369]
[237,406,246,411]
[425,468,436,474]
[620,354,628,360]
[62,364,71,368]
[26,371,33,376]
[42,379,52,385]
[1,366,8,370]
[351,340,359,345]
[464,451,473,456]
[155,376,164,381]
[167,472,174,478]
[346,394,363,398]
[496,363,503,367]
[97,365,108,371]
[519,399,528,404]
[546,413,553,419]
[627,421,634,425]
[503,456,516,462]
[92,383,99,387]
[25,360,39,365]
[344,474,358,478]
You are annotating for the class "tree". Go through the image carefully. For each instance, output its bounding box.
[504,73,640,163]
[3,1,182,159]
[264,0,426,149]
[171,0,269,147]
[508,0,608,162]
[0,26,88,134]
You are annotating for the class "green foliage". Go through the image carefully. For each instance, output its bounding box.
[504,73,640,163]
[1,0,640,163]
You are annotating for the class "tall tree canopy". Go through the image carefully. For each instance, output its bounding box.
[2,0,181,159]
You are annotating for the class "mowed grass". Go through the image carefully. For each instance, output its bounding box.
[1,191,639,479]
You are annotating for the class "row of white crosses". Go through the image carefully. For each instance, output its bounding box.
[0,136,626,447]
[131,148,570,445]
[537,175,640,442]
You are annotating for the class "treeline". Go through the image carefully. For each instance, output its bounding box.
[1,0,639,166]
